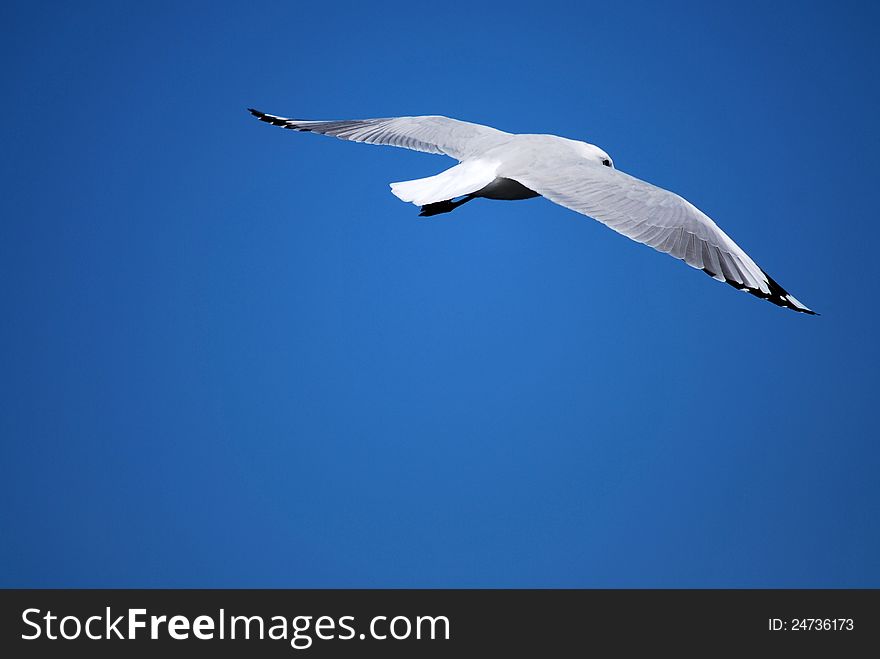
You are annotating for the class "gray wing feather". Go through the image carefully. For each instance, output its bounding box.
[506,157,814,313]
[248,109,511,161]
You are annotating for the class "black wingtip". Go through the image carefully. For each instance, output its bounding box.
[701,268,818,315]
[248,109,297,129]
[763,272,818,315]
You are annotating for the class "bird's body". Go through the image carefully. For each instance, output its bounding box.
[249,108,815,314]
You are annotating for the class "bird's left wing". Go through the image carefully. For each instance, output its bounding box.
[248,109,511,161]
[505,156,815,313]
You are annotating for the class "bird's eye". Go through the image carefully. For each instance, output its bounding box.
[602,158,611,167]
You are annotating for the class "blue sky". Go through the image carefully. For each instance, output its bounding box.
[2,0,878,587]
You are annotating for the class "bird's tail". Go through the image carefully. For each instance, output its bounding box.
[390,160,497,206]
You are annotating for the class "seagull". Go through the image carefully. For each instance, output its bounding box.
[248,108,815,314]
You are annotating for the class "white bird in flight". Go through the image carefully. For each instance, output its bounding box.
[249,109,815,314]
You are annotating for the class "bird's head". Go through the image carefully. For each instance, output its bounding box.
[583,143,614,169]
[571,140,614,168]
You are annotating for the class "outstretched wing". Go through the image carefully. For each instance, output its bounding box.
[505,157,815,314]
[248,109,511,161]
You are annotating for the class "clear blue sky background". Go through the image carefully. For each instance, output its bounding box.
[2,1,878,587]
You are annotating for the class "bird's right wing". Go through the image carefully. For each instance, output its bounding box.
[248,109,512,161]
[505,156,815,313]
